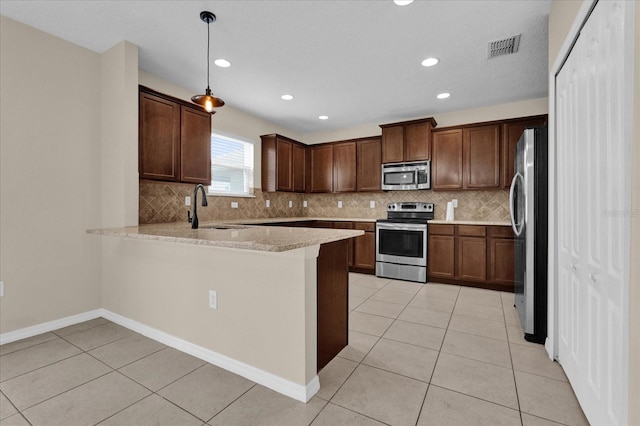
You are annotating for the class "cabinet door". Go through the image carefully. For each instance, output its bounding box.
[488,238,515,287]
[334,222,354,267]
[310,145,334,192]
[428,235,456,279]
[292,143,306,193]
[139,92,181,181]
[276,138,293,192]
[457,236,487,282]
[353,232,375,270]
[180,106,212,184]
[381,125,404,163]
[333,142,357,192]
[432,129,463,189]
[501,117,547,188]
[357,138,382,192]
[463,124,500,189]
[404,121,430,161]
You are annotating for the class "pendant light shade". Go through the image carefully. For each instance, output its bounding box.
[191,11,224,113]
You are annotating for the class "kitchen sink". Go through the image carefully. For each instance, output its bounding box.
[200,225,249,230]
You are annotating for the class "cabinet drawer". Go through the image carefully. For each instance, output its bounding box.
[488,226,514,238]
[334,221,353,229]
[354,222,375,232]
[429,224,454,235]
[458,225,486,237]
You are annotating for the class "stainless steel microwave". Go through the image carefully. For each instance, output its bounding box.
[381,160,431,190]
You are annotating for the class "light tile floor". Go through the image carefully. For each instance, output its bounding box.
[0,274,588,426]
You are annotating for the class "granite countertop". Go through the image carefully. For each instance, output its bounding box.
[428,220,512,226]
[87,221,364,252]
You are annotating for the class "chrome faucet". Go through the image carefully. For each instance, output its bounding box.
[187,184,208,229]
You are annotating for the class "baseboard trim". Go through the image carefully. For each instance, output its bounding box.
[0,309,103,345]
[100,309,318,403]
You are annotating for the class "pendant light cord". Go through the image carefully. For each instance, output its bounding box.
[207,20,210,88]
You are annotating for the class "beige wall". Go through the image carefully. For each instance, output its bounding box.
[101,237,319,388]
[0,17,103,333]
[548,1,640,423]
[548,0,584,67]
[138,71,303,191]
[302,97,548,145]
[101,41,139,228]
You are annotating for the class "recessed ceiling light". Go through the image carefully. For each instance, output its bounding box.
[437,93,451,99]
[214,59,231,67]
[318,115,329,120]
[281,94,294,101]
[394,0,414,5]
[421,57,439,67]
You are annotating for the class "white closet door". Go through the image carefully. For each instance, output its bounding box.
[555,1,631,425]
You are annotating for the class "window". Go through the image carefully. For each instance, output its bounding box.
[209,133,254,197]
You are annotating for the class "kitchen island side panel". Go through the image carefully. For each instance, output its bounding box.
[100,237,319,389]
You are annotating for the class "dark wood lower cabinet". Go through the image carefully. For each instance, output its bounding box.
[428,224,515,291]
[352,222,376,274]
[428,235,456,279]
[316,240,349,371]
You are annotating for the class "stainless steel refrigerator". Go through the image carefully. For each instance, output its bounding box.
[509,127,548,344]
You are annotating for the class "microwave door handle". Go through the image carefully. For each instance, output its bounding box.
[509,172,523,236]
[414,169,419,186]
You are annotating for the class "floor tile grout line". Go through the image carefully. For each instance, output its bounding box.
[0,349,87,385]
[427,383,524,415]
[322,400,393,426]
[204,383,257,424]
[501,295,525,426]
[306,395,330,425]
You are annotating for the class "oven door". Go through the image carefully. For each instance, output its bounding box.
[376,222,427,267]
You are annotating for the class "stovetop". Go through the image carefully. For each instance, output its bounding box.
[380,202,435,223]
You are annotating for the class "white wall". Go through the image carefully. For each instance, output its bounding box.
[301,97,548,144]
[0,16,103,333]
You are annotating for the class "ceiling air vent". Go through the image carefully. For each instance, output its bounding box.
[488,34,521,58]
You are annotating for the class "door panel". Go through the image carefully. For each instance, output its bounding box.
[555,2,631,424]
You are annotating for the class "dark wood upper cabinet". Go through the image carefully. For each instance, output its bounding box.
[381,125,404,163]
[501,115,547,188]
[333,142,357,193]
[463,124,501,189]
[261,134,306,193]
[139,91,181,182]
[356,137,382,192]
[432,129,464,189]
[180,106,212,184]
[380,117,437,164]
[276,138,293,192]
[310,144,334,193]
[292,143,307,193]
[139,87,211,184]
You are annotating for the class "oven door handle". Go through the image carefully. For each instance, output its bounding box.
[377,223,427,232]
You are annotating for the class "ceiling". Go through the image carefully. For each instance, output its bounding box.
[0,0,551,134]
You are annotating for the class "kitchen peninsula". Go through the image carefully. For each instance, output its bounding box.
[89,222,362,402]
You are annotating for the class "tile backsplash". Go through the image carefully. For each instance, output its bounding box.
[140,180,510,224]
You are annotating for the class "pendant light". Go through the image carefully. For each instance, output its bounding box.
[191,11,225,113]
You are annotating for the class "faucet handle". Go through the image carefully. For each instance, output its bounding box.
[187,211,192,223]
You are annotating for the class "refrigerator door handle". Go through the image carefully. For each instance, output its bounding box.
[509,172,524,236]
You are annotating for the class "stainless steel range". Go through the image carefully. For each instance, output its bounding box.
[375,202,434,283]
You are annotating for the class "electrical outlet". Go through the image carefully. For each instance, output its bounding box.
[231,202,239,209]
[266,200,270,208]
[338,201,343,208]
[209,290,217,309]
[303,200,308,208]
[185,196,191,206]
[0,281,4,298]
[288,200,293,208]
[452,199,458,208]
[370,200,375,209]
